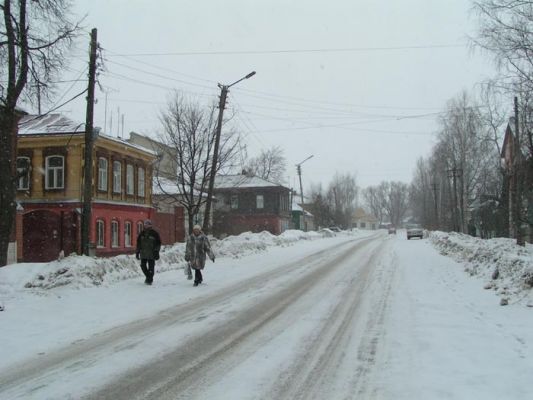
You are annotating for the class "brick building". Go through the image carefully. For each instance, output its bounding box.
[16,114,156,262]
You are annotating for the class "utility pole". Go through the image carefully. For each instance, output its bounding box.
[203,85,228,235]
[81,28,98,256]
[203,71,256,234]
[431,181,438,230]
[447,167,462,232]
[513,96,525,246]
[296,155,314,231]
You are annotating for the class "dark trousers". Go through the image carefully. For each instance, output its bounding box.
[194,269,203,283]
[140,259,155,282]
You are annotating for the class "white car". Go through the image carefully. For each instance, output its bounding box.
[406,224,423,240]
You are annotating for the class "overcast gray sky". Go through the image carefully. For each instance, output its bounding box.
[46,0,498,189]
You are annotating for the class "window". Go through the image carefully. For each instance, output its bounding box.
[137,221,143,236]
[17,157,30,190]
[126,164,134,195]
[138,167,145,197]
[231,195,238,209]
[98,158,108,191]
[256,194,264,209]
[113,161,122,193]
[124,221,132,247]
[45,155,64,189]
[96,220,105,248]
[111,220,119,247]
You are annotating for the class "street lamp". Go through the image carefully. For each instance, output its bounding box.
[203,71,256,234]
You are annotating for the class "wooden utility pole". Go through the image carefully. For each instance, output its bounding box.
[513,96,525,246]
[447,167,462,232]
[81,28,98,255]
[296,155,313,231]
[203,84,228,235]
[203,71,256,235]
[431,182,438,229]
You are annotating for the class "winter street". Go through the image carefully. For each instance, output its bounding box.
[1,230,532,399]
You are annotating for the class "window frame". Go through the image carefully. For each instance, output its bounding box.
[96,219,105,248]
[126,164,134,195]
[138,167,145,197]
[112,161,122,194]
[17,156,31,190]
[231,194,239,210]
[124,221,132,247]
[256,194,264,209]
[45,155,65,190]
[98,157,108,191]
[111,220,119,248]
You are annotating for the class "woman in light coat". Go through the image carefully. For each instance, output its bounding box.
[185,225,215,286]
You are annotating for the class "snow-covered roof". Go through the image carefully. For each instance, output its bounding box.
[18,113,85,135]
[215,174,289,190]
[18,113,157,156]
[152,176,206,197]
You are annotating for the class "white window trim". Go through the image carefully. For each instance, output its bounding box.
[126,164,134,195]
[17,156,30,190]
[256,194,264,209]
[98,157,108,191]
[124,221,132,247]
[113,161,122,193]
[137,221,144,236]
[138,167,145,197]
[111,221,119,248]
[96,220,105,248]
[231,195,238,209]
[45,155,64,189]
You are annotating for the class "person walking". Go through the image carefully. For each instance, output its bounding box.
[184,225,215,286]
[136,219,161,285]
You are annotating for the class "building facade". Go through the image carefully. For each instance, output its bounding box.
[16,114,156,261]
[213,174,291,237]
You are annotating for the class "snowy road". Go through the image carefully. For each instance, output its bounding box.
[1,231,532,399]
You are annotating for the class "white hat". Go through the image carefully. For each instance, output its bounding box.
[193,224,202,231]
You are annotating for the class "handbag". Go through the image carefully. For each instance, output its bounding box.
[184,262,193,280]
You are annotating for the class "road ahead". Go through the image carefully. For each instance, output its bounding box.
[1,233,397,399]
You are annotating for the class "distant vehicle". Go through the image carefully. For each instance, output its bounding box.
[406,224,423,240]
[328,226,342,232]
[388,226,396,234]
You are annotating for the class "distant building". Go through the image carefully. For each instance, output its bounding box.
[213,174,291,237]
[352,207,378,230]
[16,114,156,262]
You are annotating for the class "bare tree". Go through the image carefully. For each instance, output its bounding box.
[245,145,287,184]
[157,92,240,234]
[0,0,79,266]
[327,172,359,228]
[308,183,334,229]
[362,185,386,225]
[472,0,533,93]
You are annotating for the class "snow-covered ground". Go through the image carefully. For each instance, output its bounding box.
[0,229,532,399]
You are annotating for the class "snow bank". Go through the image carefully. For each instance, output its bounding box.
[429,231,533,302]
[0,229,339,293]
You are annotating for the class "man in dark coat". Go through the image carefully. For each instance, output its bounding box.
[136,219,161,285]
[185,224,215,286]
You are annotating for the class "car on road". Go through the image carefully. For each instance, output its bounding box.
[388,226,396,234]
[328,226,342,232]
[406,224,423,240]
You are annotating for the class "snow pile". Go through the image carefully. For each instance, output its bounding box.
[1,229,339,292]
[429,231,533,301]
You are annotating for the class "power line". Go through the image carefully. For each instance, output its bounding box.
[109,43,465,57]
